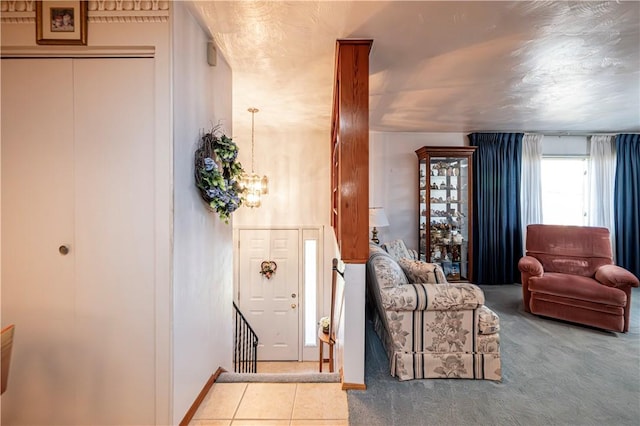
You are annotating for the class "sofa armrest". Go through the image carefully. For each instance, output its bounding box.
[380,282,485,311]
[595,264,640,289]
[518,256,544,276]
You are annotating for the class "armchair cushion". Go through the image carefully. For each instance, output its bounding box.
[526,224,612,258]
[531,253,611,277]
[525,224,613,277]
[397,258,447,284]
[380,282,485,311]
[529,273,627,307]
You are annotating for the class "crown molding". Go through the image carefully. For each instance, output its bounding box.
[1,1,169,23]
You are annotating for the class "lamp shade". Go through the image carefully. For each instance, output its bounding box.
[369,207,389,228]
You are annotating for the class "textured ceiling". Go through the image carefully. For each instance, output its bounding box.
[190,1,640,134]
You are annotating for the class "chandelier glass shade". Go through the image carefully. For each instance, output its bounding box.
[240,107,268,208]
[242,172,268,208]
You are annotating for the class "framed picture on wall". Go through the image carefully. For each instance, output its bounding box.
[36,1,88,45]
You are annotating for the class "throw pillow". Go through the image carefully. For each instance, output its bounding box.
[381,239,411,261]
[372,254,409,288]
[398,258,447,284]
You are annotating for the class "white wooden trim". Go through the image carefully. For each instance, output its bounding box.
[1,45,155,58]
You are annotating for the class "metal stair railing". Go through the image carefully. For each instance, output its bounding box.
[232,301,259,373]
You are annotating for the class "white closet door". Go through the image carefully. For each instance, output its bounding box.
[72,58,156,425]
[1,59,77,425]
[1,58,156,425]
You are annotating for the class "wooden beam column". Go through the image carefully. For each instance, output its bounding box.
[331,39,373,264]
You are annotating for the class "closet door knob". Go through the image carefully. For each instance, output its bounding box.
[59,245,69,255]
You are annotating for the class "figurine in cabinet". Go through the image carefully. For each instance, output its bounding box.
[451,246,460,262]
[434,247,441,259]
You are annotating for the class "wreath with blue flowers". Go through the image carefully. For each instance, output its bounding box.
[194,127,246,222]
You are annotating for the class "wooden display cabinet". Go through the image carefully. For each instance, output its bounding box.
[416,146,477,282]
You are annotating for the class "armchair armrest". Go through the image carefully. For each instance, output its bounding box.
[518,256,544,277]
[595,264,640,289]
[380,282,485,311]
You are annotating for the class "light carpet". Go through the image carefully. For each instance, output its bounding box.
[347,284,640,426]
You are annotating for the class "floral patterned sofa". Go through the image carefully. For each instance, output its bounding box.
[366,240,502,381]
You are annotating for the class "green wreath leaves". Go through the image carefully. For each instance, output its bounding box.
[194,128,246,223]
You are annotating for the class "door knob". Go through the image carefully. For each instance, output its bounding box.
[291,293,297,298]
[291,303,297,309]
[59,245,69,255]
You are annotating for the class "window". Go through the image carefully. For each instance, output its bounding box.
[303,238,318,347]
[541,157,589,226]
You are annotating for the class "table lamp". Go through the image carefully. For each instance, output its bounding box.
[369,207,389,245]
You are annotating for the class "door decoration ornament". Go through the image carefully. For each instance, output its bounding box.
[194,124,246,223]
[260,261,277,279]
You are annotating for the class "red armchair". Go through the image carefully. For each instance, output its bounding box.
[519,224,639,332]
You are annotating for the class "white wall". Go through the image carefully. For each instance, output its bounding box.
[172,3,234,424]
[233,127,331,227]
[341,263,366,385]
[370,131,468,250]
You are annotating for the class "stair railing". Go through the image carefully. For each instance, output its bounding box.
[232,301,258,373]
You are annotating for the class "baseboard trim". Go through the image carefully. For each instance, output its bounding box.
[339,367,366,390]
[342,382,367,391]
[179,367,226,426]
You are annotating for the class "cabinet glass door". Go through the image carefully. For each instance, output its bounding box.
[419,154,473,281]
[428,156,470,280]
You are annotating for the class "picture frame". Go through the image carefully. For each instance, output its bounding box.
[36,1,87,45]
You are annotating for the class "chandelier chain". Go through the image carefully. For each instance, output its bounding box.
[248,107,259,173]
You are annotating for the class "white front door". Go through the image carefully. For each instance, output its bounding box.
[238,229,299,360]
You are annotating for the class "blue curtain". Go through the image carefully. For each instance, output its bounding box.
[469,133,523,284]
[614,134,640,278]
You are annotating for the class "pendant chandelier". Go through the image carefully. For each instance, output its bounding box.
[241,107,268,208]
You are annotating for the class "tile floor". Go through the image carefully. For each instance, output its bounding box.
[189,382,348,426]
[189,362,348,426]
